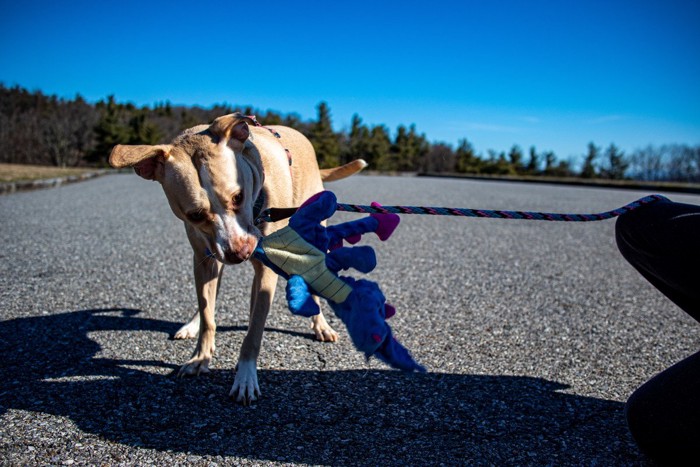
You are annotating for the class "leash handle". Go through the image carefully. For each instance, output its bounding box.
[256,194,669,225]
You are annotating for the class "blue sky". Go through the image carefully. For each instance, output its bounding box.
[1,0,699,162]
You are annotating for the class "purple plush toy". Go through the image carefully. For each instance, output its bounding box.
[253,191,424,372]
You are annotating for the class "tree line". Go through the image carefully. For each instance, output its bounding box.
[1,84,698,182]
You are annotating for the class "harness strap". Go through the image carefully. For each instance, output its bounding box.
[246,115,293,167]
[246,115,293,223]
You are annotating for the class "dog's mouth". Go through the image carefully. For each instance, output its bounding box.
[224,251,248,264]
[205,246,247,265]
[206,232,259,265]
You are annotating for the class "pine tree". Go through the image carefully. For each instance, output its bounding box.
[552,159,574,177]
[368,125,392,171]
[482,150,514,175]
[408,125,430,171]
[128,109,163,145]
[344,114,372,166]
[508,145,525,174]
[310,102,341,168]
[90,96,132,164]
[601,143,629,179]
[580,142,599,178]
[526,146,540,174]
[390,125,411,171]
[456,138,481,173]
[543,151,557,175]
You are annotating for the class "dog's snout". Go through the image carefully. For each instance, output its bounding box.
[224,244,250,264]
[224,248,246,264]
[223,236,256,264]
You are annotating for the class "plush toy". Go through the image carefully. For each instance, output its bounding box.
[253,191,425,372]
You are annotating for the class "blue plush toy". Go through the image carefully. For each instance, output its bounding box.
[253,191,425,372]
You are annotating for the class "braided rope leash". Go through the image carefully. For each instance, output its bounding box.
[256,194,670,225]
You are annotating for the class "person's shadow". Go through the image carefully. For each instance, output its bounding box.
[0,308,645,465]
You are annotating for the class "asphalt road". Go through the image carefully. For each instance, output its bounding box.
[1,173,699,466]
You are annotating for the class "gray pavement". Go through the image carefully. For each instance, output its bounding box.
[1,174,698,466]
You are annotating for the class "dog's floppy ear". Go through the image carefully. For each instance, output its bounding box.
[109,144,172,181]
[209,113,255,149]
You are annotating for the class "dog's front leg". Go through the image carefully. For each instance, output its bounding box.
[178,252,223,376]
[230,258,277,404]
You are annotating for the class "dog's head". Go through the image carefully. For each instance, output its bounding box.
[109,113,264,265]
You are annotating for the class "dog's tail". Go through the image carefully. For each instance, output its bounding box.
[320,159,368,182]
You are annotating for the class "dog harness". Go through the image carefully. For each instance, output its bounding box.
[247,115,294,222]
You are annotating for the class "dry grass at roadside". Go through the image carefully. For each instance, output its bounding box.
[0,163,101,183]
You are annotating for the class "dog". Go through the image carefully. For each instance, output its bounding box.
[109,113,366,403]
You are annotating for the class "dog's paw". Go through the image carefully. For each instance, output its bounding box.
[229,360,260,405]
[178,355,211,377]
[174,318,199,340]
[311,315,339,342]
[314,326,339,342]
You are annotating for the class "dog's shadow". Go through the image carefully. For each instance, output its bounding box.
[0,308,644,464]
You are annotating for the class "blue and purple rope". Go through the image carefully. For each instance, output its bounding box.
[338,194,669,221]
[256,194,669,225]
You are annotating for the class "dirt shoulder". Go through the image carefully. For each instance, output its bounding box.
[0,163,114,194]
[0,163,104,183]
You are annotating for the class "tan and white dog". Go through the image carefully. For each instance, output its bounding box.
[109,113,366,403]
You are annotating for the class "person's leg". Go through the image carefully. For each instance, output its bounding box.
[624,350,700,465]
[615,199,700,464]
[615,200,700,322]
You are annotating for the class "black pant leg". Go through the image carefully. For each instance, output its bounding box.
[615,200,700,322]
[615,200,700,465]
[625,350,700,465]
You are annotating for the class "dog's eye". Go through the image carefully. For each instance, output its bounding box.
[186,211,207,223]
[232,192,244,207]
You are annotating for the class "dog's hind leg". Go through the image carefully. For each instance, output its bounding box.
[174,258,225,340]
[174,310,200,339]
[310,298,339,342]
[178,252,223,377]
